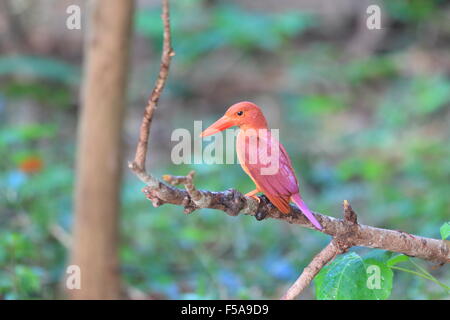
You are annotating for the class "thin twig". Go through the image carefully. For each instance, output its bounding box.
[280,240,345,300]
[129,0,174,172]
[49,224,72,249]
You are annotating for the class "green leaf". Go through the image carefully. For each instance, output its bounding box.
[387,254,410,267]
[440,222,450,240]
[314,251,393,300]
[363,250,394,300]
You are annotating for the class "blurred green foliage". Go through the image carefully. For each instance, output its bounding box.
[0,0,449,299]
[136,2,314,64]
[385,0,441,22]
[0,123,72,299]
[0,56,79,85]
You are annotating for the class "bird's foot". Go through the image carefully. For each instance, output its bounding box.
[248,195,260,203]
[255,210,267,221]
[245,189,260,203]
[244,190,266,220]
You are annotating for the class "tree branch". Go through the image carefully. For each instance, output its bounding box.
[129,0,450,300]
[129,0,174,173]
[140,175,449,264]
[280,200,357,300]
[280,240,344,300]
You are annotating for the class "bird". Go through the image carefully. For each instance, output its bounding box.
[200,101,322,230]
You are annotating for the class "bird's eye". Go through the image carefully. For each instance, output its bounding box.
[237,111,244,116]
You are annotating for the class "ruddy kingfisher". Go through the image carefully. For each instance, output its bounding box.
[200,101,322,230]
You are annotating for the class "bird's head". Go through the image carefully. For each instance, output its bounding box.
[200,101,268,137]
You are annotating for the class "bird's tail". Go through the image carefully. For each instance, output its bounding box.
[291,193,322,230]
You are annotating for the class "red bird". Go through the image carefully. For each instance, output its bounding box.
[200,101,322,230]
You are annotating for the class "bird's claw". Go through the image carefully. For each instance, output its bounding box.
[255,210,267,221]
[248,194,260,203]
[245,189,260,203]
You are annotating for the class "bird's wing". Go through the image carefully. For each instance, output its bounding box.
[237,131,299,213]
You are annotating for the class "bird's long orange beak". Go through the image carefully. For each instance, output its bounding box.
[200,115,235,137]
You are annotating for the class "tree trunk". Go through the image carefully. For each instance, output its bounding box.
[70,0,134,299]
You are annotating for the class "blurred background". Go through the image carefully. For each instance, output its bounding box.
[0,0,449,299]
